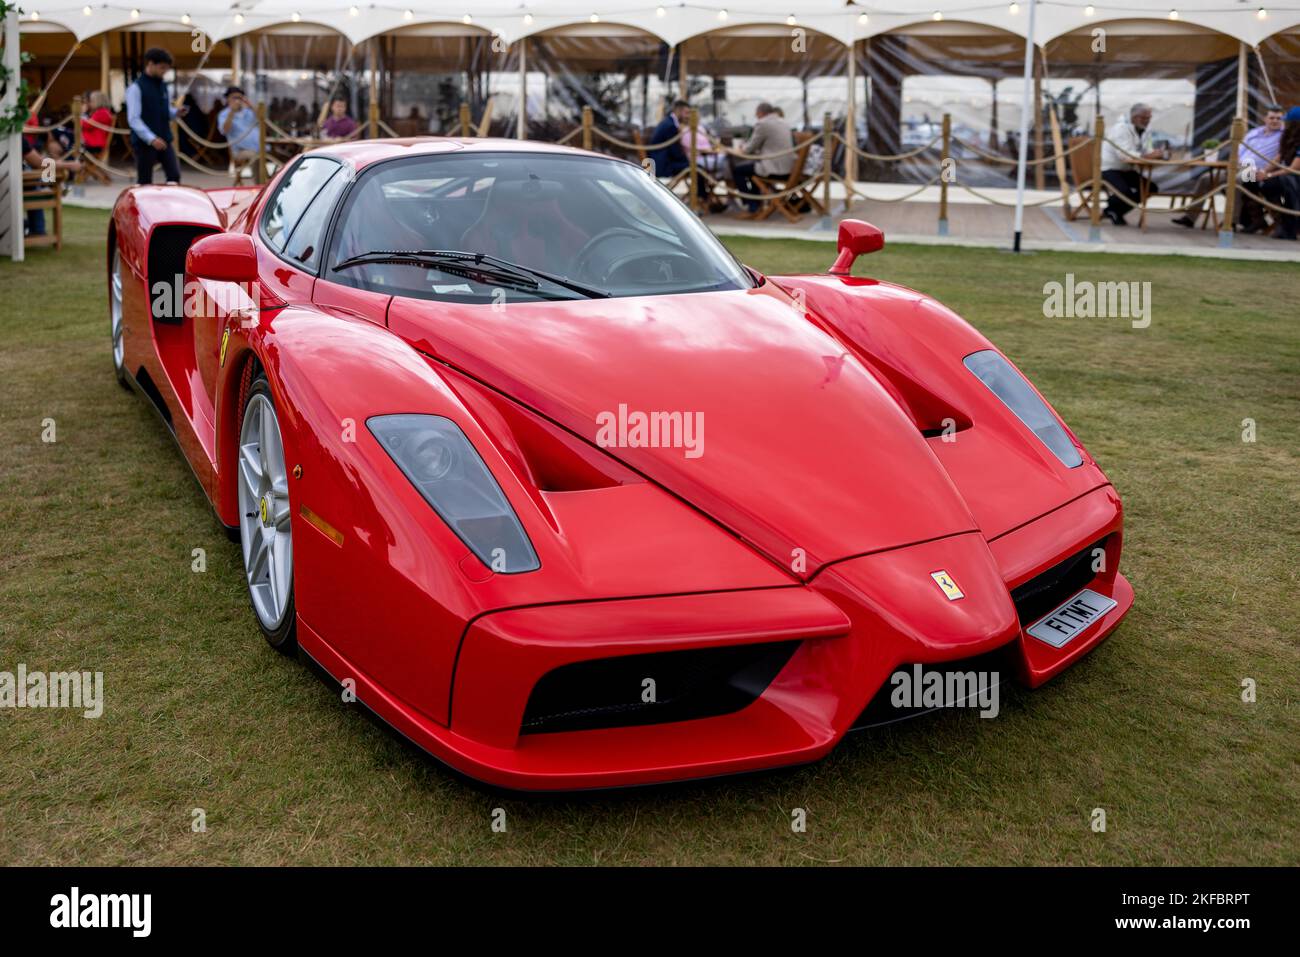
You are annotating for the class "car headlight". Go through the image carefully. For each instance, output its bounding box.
[963,350,1082,468]
[368,414,541,573]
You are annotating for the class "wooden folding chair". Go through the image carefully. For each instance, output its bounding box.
[1066,135,1101,221]
[22,168,65,251]
[751,132,820,223]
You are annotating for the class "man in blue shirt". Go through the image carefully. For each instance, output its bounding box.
[218,86,262,179]
[126,47,183,184]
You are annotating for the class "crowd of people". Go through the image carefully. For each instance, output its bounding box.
[1101,101,1300,240]
[648,99,807,217]
[20,42,1300,242]
[19,44,366,208]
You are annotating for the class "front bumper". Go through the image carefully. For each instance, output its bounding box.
[298,485,1131,791]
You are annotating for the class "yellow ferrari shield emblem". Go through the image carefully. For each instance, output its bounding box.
[259,496,268,525]
[930,570,964,601]
[219,326,230,367]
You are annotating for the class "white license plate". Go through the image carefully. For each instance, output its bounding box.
[1026,588,1117,648]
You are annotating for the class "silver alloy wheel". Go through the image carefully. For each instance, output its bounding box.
[238,392,294,629]
[110,247,124,371]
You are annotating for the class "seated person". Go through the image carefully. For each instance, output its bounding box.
[218,86,262,176]
[1232,104,1287,234]
[1256,108,1300,241]
[1099,103,1167,226]
[320,97,357,141]
[731,102,795,216]
[648,99,710,201]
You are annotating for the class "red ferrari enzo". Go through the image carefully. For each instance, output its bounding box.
[108,138,1132,789]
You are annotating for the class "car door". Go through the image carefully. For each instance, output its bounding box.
[196,156,349,413]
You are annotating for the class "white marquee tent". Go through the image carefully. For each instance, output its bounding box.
[16,2,1300,47]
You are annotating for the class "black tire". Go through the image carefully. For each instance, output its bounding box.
[238,375,298,653]
[109,244,130,390]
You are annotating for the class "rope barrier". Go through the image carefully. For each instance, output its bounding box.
[176,150,233,177]
[592,125,684,152]
[1101,139,1232,171]
[952,136,1090,167]
[176,116,233,152]
[836,132,942,163]
[956,182,1081,207]
[839,172,944,204]
[1240,140,1299,174]
[79,148,134,179]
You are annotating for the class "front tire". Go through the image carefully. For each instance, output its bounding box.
[109,246,129,389]
[237,375,297,652]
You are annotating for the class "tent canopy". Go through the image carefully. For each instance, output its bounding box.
[19,2,1300,47]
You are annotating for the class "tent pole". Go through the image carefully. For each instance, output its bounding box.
[1012,0,1037,253]
[1236,42,1247,120]
[517,39,527,139]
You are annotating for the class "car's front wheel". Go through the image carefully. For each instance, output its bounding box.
[237,375,297,652]
[109,246,128,388]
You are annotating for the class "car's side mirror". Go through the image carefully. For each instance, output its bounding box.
[187,233,259,283]
[828,219,885,276]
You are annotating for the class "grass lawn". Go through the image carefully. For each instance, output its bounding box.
[1,206,1297,865]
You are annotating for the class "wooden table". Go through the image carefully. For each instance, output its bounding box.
[1132,156,1229,231]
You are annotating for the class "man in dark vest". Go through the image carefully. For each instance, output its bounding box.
[126,47,183,184]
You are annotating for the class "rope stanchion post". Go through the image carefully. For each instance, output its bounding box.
[820,111,833,229]
[71,95,84,186]
[938,112,950,236]
[582,106,593,151]
[256,102,268,185]
[459,103,472,137]
[368,100,379,139]
[688,108,700,214]
[1220,115,1245,248]
[1089,114,1104,242]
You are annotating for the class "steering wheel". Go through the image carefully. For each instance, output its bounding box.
[574,227,700,287]
[573,228,643,280]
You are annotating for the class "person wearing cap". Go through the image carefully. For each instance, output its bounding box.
[125,47,184,184]
[218,85,263,179]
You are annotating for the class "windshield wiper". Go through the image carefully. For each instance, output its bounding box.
[333,249,609,299]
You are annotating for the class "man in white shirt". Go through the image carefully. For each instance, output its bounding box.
[1100,103,1167,226]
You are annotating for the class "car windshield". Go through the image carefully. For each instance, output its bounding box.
[324,151,753,303]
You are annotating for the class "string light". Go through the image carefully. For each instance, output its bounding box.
[1009,2,1019,13]
[181,12,190,22]
[348,5,358,15]
[932,10,943,20]
[291,11,300,21]
[82,5,92,15]
[857,12,868,24]
[403,8,413,18]
[1084,4,1095,14]
[1168,8,1179,19]
[233,11,243,22]
[717,8,727,19]
[655,6,665,16]
[589,12,599,21]
[130,7,139,18]
[29,9,39,19]
[786,14,795,25]
[462,13,472,23]
[1256,7,1268,18]
[523,13,533,24]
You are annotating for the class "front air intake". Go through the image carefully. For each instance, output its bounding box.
[520,641,800,735]
[1010,537,1109,626]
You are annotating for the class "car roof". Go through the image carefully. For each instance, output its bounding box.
[304,137,626,171]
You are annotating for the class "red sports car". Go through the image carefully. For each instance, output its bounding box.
[108,138,1132,790]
